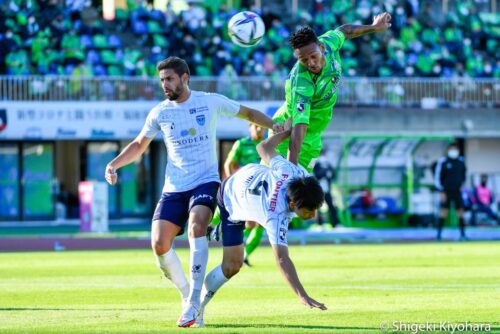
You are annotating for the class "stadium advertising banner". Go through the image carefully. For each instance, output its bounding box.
[0,101,282,140]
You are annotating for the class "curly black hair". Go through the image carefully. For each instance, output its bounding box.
[289,26,319,50]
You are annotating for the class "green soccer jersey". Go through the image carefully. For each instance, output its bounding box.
[227,136,260,167]
[273,29,345,171]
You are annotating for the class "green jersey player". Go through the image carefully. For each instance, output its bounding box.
[223,124,264,177]
[273,13,392,171]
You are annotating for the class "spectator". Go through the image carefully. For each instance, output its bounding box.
[470,174,499,225]
[313,149,340,228]
[434,143,467,240]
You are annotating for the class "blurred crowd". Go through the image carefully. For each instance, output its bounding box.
[0,0,498,78]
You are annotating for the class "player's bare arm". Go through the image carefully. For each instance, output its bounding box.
[288,123,308,165]
[223,158,239,178]
[272,244,327,310]
[104,134,153,185]
[337,12,391,40]
[257,128,292,164]
[237,105,284,133]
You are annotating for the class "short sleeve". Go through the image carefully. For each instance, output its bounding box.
[266,214,289,247]
[320,29,345,52]
[269,155,304,179]
[211,93,241,117]
[139,107,161,138]
[227,140,242,163]
[290,70,314,126]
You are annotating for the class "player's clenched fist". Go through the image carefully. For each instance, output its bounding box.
[105,165,118,185]
[372,12,391,32]
[272,122,285,134]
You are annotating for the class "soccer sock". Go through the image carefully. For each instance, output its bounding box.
[437,218,445,239]
[156,248,189,300]
[211,208,221,226]
[188,236,209,307]
[243,227,252,239]
[458,217,466,237]
[200,265,229,309]
[244,225,264,258]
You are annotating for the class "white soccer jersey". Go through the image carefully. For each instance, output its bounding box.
[140,91,240,192]
[223,155,307,246]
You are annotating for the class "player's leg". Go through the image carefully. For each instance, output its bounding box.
[325,192,340,227]
[151,192,190,304]
[151,220,189,301]
[178,182,219,327]
[197,183,245,326]
[454,191,466,240]
[244,222,264,266]
[437,192,449,240]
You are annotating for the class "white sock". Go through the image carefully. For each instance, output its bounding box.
[156,248,189,300]
[201,265,229,308]
[188,236,209,307]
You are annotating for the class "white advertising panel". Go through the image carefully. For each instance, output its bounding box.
[0,101,283,140]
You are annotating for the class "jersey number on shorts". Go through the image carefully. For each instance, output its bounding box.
[247,180,269,196]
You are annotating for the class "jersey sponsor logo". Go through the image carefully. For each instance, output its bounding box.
[269,173,289,212]
[181,128,197,137]
[172,134,209,146]
[192,194,214,203]
[196,114,205,126]
[189,106,209,114]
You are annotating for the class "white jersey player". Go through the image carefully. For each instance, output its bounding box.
[194,125,327,327]
[104,57,283,328]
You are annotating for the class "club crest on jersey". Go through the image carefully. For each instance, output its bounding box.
[297,101,305,113]
[196,114,205,126]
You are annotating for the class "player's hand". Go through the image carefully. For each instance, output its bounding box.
[372,12,391,32]
[299,295,327,310]
[272,122,285,134]
[105,165,118,185]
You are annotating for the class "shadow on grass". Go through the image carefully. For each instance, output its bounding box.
[207,323,378,331]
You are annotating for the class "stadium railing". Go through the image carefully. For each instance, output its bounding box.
[0,76,497,108]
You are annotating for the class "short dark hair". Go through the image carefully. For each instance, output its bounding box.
[157,56,190,77]
[286,176,324,210]
[289,26,319,50]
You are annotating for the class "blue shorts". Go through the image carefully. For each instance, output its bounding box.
[153,181,219,235]
[217,178,245,247]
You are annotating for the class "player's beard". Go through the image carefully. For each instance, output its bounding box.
[165,85,184,101]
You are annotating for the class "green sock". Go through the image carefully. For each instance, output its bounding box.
[211,207,221,226]
[244,225,264,258]
[243,227,252,239]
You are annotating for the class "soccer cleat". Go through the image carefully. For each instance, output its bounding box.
[192,307,205,328]
[176,303,199,328]
[243,257,252,267]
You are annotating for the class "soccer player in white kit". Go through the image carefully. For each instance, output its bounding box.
[195,124,327,326]
[104,57,283,327]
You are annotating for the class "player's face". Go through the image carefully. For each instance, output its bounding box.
[293,206,317,220]
[159,69,187,101]
[250,124,265,141]
[294,43,326,75]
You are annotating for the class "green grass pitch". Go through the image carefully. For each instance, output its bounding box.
[0,243,499,333]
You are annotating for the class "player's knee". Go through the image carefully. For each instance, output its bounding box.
[152,240,172,256]
[187,220,208,238]
[222,260,242,278]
